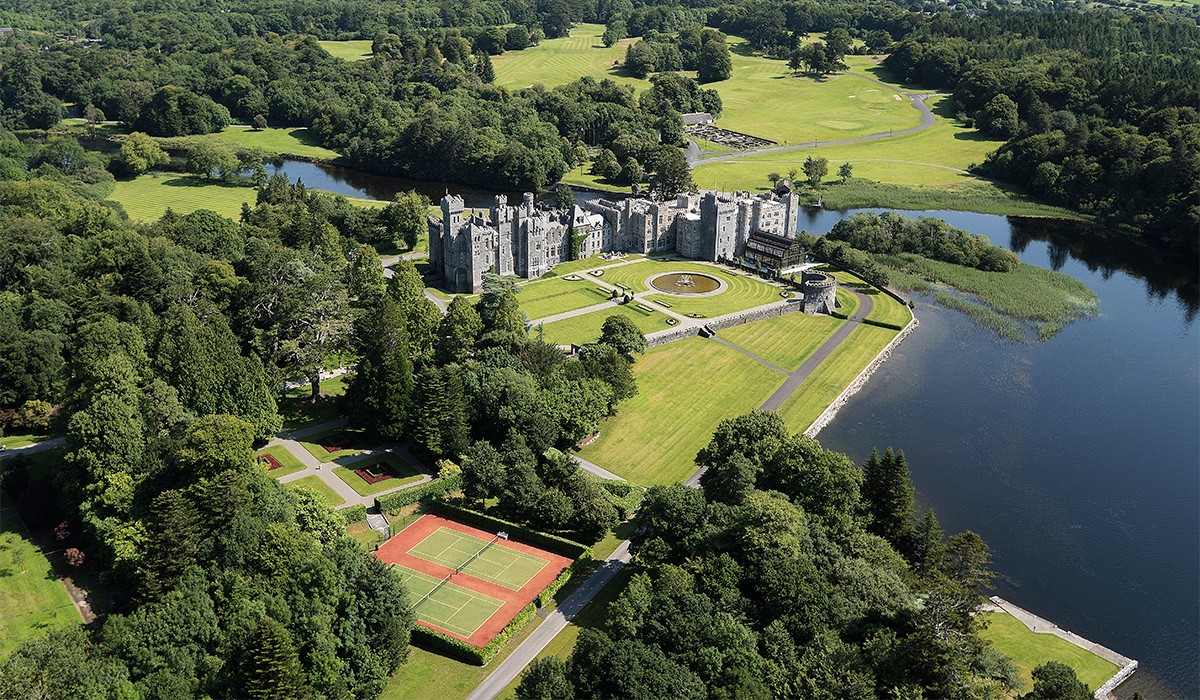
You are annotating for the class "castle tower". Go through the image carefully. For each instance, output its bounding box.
[700,191,737,261]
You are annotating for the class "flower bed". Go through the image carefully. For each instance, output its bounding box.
[258,454,283,470]
[354,461,400,484]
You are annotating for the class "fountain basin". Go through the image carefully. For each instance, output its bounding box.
[649,272,723,295]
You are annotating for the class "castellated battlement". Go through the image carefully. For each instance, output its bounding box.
[429,187,802,294]
[800,271,838,315]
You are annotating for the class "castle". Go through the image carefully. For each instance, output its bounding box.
[429,188,802,294]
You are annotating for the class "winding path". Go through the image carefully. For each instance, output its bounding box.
[687,72,939,166]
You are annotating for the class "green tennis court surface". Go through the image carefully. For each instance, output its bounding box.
[395,568,505,638]
[408,527,550,590]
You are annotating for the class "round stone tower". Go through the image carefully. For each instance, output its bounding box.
[801,271,838,315]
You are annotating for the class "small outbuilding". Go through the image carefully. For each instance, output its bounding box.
[682,112,714,127]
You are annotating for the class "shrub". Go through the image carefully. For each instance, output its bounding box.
[341,504,367,524]
[10,400,53,433]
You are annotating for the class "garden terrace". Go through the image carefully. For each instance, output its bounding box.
[284,475,345,509]
[536,303,672,347]
[332,454,424,497]
[255,445,306,477]
[516,276,614,320]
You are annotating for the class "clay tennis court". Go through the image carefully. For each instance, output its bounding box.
[375,514,573,648]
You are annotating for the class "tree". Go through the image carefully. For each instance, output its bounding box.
[345,297,414,439]
[251,114,268,130]
[243,617,309,700]
[386,259,440,355]
[381,190,428,251]
[698,40,732,83]
[591,149,621,180]
[977,94,1020,138]
[598,314,646,356]
[177,414,256,479]
[1021,662,1091,700]
[475,52,496,83]
[117,132,168,175]
[412,366,470,458]
[436,295,484,364]
[135,85,230,136]
[699,452,756,505]
[579,343,637,407]
[461,440,506,503]
[276,270,354,400]
[648,145,694,199]
[803,156,829,189]
[506,26,531,51]
[517,657,573,700]
[767,172,780,187]
[553,184,575,210]
[345,245,386,299]
[624,40,656,79]
[861,448,915,548]
[620,157,644,184]
[838,162,853,183]
[187,140,239,180]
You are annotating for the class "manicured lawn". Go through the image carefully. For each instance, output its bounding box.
[0,434,47,450]
[213,126,340,160]
[297,427,372,463]
[332,454,423,497]
[516,276,614,320]
[980,611,1118,693]
[829,270,912,327]
[776,324,897,433]
[284,475,345,508]
[319,40,374,61]
[278,375,349,431]
[836,287,860,318]
[718,313,843,372]
[256,445,306,478]
[535,302,673,346]
[346,519,385,551]
[0,516,80,661]
[578,337,786,485]
[544,253,644,277]
[491,24,642,90]
[109,173,384,222]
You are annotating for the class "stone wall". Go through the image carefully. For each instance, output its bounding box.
[644,298,807,349]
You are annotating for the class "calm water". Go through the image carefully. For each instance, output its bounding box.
[799,208,1199,698]
[268,159,1200,695]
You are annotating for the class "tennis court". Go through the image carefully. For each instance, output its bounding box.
[375,514,575,648]
[407,527,549,590]
[394,568,504,638]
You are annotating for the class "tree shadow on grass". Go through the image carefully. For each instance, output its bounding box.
[159,175,256,191]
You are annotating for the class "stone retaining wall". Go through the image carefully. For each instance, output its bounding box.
[644,299,807,348]
[804,314,919,438]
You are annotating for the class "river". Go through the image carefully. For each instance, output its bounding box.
[274,159,1198,696]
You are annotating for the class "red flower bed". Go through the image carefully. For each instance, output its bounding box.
[259,454,283,470]
[354,462,398,484]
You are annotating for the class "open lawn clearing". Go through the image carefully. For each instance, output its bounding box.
[718,313,843,372]
[319,39,373,61]
[284,475,345,508]
[332,454,423,497]
[517,276,614,320]
[829,270,912,327]
[278,375,348,430]
[980,611,1118,693]
[544,253,644,277]
[395,567,505,638]
[297,427,372,462]
[578,337,786,485]
[346,520,385,551]
[408,527,549,591]
[536,302,671,346]
[0,434,47,449]
[0,516,80,662]
[492,24,642,90]
[213,126,339,160]
[776,324,897,433]
[256,444,306,477]
[109,173,384,222]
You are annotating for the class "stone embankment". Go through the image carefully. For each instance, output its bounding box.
[982,596,1137,700]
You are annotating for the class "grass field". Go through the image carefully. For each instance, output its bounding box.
[543,253,644,277]
[980,611,1119,693]
[257,444,306,477]
[347,519,386,551]
[213,126,340,160]
[332,455,423,497]
[516,276,614,320]
[836,287,860,318]
[0,516,79,661]
[829,270,913,327]
[0,434,47,449]
[320,39,374,61]
[284,475,345,508]
[109,173,385,222]
[776,324,897,433]
[718,313,843,371]
[491,24,642,90]
[578,336,786,484]
[278,375,349,431]
[396,568,505,638]
[408,527,549,590]
[536,302,674,346]
[297,428,371,463]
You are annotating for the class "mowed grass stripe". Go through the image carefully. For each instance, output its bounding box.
[395,568,504,638]
[408,527,549,590]
[829,271,912,327]
[517,277,614,319]
[578,336,788,485]
[776,324,898,433]
[537,303,672,346]
[718,313,843,372]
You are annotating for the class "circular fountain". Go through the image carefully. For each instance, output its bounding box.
[648,271,724,295]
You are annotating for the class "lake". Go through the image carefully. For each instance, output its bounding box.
[798,208,1198,699]
[271,159,1198,696]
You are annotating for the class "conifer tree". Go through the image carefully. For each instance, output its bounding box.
[910,509,947,576]
[386,259,440,356]
[436,295,484,364]
[475,52,495,83]
[243,617,308,700]
[861,447,916,549]
[346,298,414,439]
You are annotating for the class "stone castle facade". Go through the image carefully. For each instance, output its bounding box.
[429,188,801,293]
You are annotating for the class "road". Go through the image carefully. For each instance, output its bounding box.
[686,72,938,167]
[465,541,633,700]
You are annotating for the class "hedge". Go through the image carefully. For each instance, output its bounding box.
[375,473,462,515]
[588,476,646,520]
[341,504,367,525]
[536,562,579,608]
[426,501,592,562]
[862,318,905,331]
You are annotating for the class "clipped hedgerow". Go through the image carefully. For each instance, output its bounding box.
[341,504,367,524]
[375,473,462,515]
[861,318,905,331]
[425,501,592,561]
